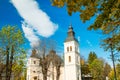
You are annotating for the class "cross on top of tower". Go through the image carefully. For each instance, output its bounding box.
[68,24,73,32]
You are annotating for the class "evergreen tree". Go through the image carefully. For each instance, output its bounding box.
[89,58,104,80]
[88,51,97,64]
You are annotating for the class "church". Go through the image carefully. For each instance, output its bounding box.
[27,25,82,80]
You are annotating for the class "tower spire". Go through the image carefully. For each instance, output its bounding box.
[64,24,81,80]
[69,23,72,28]
[65,24,78,42]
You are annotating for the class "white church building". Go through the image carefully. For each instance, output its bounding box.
[27,25,82,80]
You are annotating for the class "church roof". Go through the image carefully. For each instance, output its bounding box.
[64,24,78,42]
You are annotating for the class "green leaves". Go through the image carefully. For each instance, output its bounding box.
[0,25,25,48]
[101,33,120,52]
[0,25,26,80]
[108,63,120,80]
[51,0,120,64]
[51,0,120,39]
[88,51,97,64]
[89,58,104,80]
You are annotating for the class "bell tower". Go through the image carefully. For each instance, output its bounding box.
[64,25,81,80]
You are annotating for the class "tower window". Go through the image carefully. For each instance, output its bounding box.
[70,46,72,51]
[69,56,71,62]
[67,47,69,52]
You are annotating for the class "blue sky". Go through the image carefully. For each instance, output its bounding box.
[0,0,112,64]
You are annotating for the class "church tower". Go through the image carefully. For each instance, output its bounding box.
[64,25,81,80]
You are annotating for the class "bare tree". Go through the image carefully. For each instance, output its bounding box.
[36,38,62,80]
[38,39,51,80]
[48,50,56,80]
[55,55,62,80]
[48,50,62,80]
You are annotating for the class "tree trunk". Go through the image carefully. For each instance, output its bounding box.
[0,73,2,80]
[56,66,60,80]
[43,72,47,80]
[52,63,54,80]
[8,46,14,80]
[43,75,47,80]
[42,63,48,80]
[111,46,117,80]
[6,46,9,80]
[0,65,5,80]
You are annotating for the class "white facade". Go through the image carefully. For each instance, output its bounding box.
[27,57,42,80]
[27,57,64,80]
[64,25,81,80]
[64,41,81,80]
[27,25,81,80]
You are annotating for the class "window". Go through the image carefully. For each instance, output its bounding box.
[69,56,71,62]
[67,47,69,52]
[34,61,36,64]
[33,71,36,73]
[34,76,37,80]
[70,46,72,51]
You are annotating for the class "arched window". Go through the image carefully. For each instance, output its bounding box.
[69,56,71,62]
[67,47,69,52]
[70,46,72,51]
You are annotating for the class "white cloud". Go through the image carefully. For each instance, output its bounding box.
[22,22,40,47]
[10,0,58,47]
[86,40,93,47]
